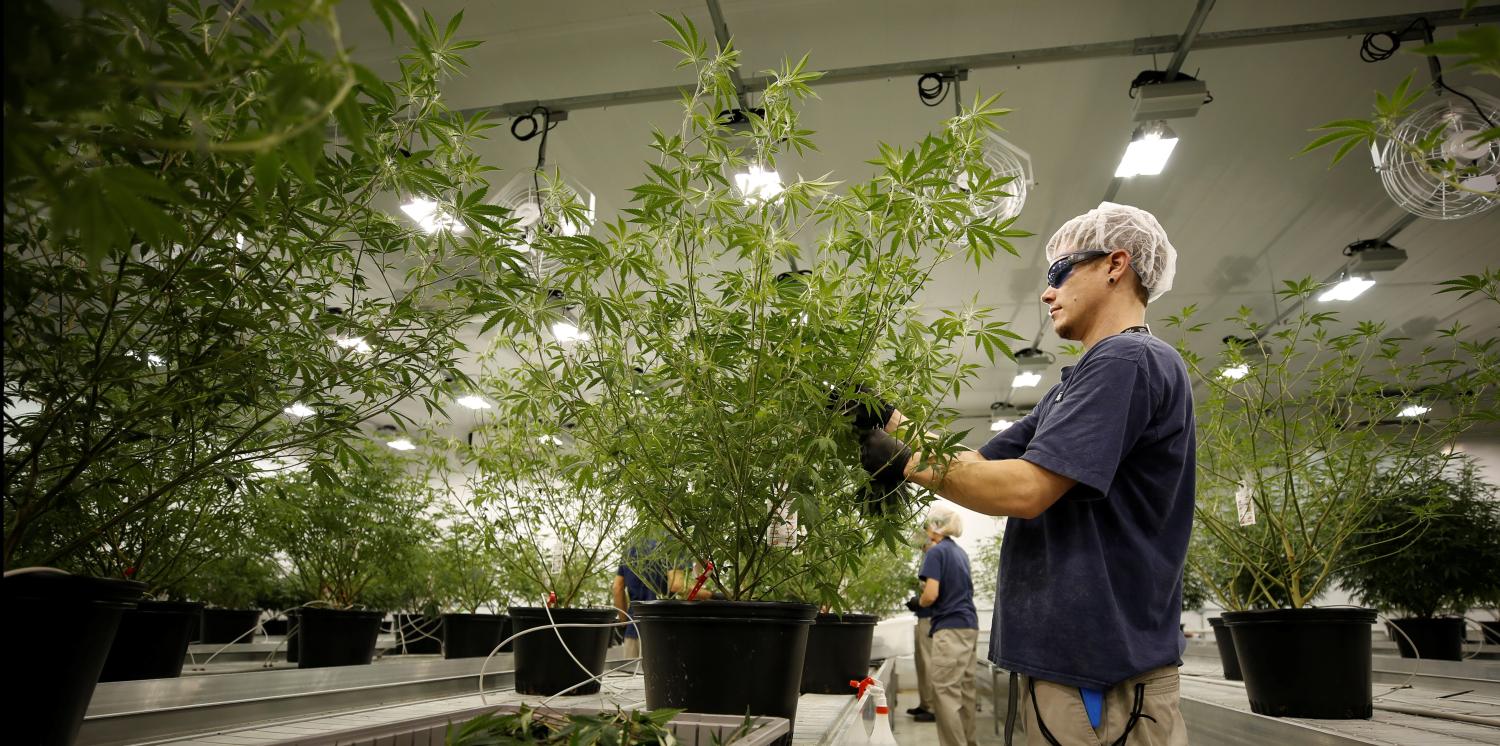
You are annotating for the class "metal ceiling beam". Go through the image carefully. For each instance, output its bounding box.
[456,5,1499,121]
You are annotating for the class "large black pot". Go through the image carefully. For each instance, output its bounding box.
[1483,620,1500,645]
[509,606,615,696]
[99,600,203,681]
[1388,617,1465,661]
[1207,617,1242,681]
[800,613,876,693]
[634,600,817,732]
[294,607,383,669]
[1224,607,1375,719]
[200,607,260,644]
[394,613,443,654]
[261,615,289,636]
[6,571,145,746]
[442,613,510,659]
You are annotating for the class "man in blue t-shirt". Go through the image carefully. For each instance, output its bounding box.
[859,203,1193,745]
[917,505,979,746]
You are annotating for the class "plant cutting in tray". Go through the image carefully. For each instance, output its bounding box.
[447,706,745,746]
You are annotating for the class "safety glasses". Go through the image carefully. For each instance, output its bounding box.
[1045,250,1111,289]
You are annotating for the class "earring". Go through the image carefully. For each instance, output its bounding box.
[1108,277,1116,285]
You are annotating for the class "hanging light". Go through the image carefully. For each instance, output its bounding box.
[399,196,465,234]
[537,434,564,446]
[734,164,785,204]
[989,418,1014,432]
[1011,348,1052,389]
[282,402,315,418]
[387,437,417,451]
[335,336,373,354]
[1317,273,1376,302]
[552,320,590,343]
[1398,404,1431,418]
[1219,364,1250,381]
[456,395,492,410]
[1011,372,1043,388]
[1115,121,1179,178]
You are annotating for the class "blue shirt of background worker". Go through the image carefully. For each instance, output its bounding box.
[919,533,978,635]
[614,540,672,639]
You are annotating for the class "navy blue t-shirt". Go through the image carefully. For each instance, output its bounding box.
[978,332,1195,689]
[619,541,671,639]
[918,537,978,635]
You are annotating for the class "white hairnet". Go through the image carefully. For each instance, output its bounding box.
[1044,201,1177,302]
[926,505,964,538]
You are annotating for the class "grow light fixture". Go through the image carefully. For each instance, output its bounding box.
[990,418,1014,432]
[282,402,315,418]
[734,164,784,204]
[1012,371,1043,388]
[1114,121,1179,178]
[456,395,491,410]
[1219,364,1250,381]
[1398,404,1431,418]
[387,437,417,451]
[399,196,465,234]
[1011,347,1052,389]
[537,434,564,446]
[1317,273,1376,302]
[551,320,590,343]
[335,336,372,354]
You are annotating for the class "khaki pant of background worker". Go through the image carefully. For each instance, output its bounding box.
[914,617,937,710]
[1020,665,1187,745]
[930,627,979,746]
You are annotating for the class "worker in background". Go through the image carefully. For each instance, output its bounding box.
[906,532,940,722]
[612,538,683,668]
[917,505,979,746]
[859,203,1193,745]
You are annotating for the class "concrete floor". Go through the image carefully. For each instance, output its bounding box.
[889,653,1010,746]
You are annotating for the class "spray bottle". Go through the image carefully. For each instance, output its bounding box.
[848,677,899,746]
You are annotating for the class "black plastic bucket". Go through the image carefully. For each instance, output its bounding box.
[394,613,443,654]
[295,607,383,669]
[1483,620,1500,645]
[99,600,203,681]
[1388,617,1465,661]
[200,607,260,644]
[285,609,300,663]
[1208,617,1242,681]
[1223,607,1375,719]
[800,613,877,693]
[7,571,145,746]
[442,613,510,658]
[634,600,816,731]
[261,616,288,636]
[509,606,615,695]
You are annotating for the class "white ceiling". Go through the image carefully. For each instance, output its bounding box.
[338,1,1500,445]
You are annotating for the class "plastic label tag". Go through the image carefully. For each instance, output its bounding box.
[767,501,801,548]
[1235,479,1256,527]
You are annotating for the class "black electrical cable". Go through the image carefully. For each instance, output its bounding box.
[511,106,561,224]
[1360,17,1497,128]
[917,73,951,107]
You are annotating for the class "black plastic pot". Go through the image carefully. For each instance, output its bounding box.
[1388,617,1465,661]
[1483,620,1500,645]
[1208,617,1242,681]
[200,607,260,644]
[1223,607,1376,719]
[634,600,817,731]
[442,613,510,659]
[394,613,443,654]
[800,613,877,693]
[99,600,203,682]
[261,616,288,636]
[509,606,615,696]
[6,571,145,746]
[295,607,383,669]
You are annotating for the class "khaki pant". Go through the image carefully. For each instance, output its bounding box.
[914,617,937,709]
[930,627,979,746]
[1020,665,1187,746]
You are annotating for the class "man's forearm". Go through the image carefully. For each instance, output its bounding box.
[905,449,1065,519]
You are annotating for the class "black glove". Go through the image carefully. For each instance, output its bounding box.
[905,596,922,613]
[858,427,911,515]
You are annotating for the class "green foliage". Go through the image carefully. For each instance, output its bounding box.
[434,400,630,609]
[259,445,437,609]
[971,531,1003,606]
[2,1,530,569]
[446,705,688,746]
[1166,276,1499,609]
[179,533,282,609]
[484,16,1027,602]
[433,518,513,613]
[1337,454,1500,618]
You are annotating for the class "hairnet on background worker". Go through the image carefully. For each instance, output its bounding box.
[926,504,965,538]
